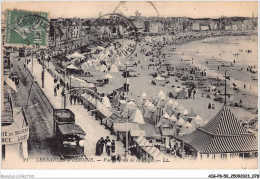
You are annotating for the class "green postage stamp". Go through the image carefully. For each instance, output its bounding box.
[5,9,49,48]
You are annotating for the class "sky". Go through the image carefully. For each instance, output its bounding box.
[2,1,258,19]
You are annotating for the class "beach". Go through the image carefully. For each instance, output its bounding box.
[75,35,257,124]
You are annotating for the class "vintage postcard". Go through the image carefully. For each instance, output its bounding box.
[1,1,258,171]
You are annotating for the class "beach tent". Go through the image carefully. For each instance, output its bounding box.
[188,109,196,118]
[89,64,99,72]
[173,88,187,99]
[70,75,95,88]
[154,76,166,85]
[130,108,145,124]
[172,88,181,98]
[147,102,156,112]
[158,90,165,98]
[141,92,148,101]
[87,60,93,65]
[181,108,189,116]
[163,99,174,114]
[144,99,150,106]
[178,122,195,136]
[122,100,137,119]
[172,101,179,109]
[102,96,111,108]
[186,117,198,129]
[104,73,114,79]
[176,117,185,126]
[81,62,90,73]
[66,52,85,59]
[110,64,119,72]
[162,112,170,119]
[67,64,78,70]
[194,115,206,127]
[169,115,177,123]
[100,64,108,72]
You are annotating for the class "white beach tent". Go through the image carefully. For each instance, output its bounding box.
[141,92,148,101]
[181,108,189,116]
[67,64,78,70]
[110,64,119,73]
[162,112,170,120]
[100,64,108,72]
[176,117,186,126]
[158,90,165,98]
[144,99,150,106]
[70,76,95,88]
[194,115,206,127]
[178,122,195,136]
[104,73,114,79]
[102,96,111,108]
[81,62,89,73]
[122,100,137,119]
[163,99,174,115]
[90,64,99,72]
[169,115,177,123]
[172,88,182,98]
[155,76,166,85]
[130,108,145,124]
[172,101,179,109]
[66,52,85,59]
[87,60,93,65]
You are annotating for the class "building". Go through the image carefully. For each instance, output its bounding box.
[175,105,258,159]
[144,21,164,34]
[192,22,200,31]
[71,18,82,39]
[200,25,209,31]
[2,49,29,161]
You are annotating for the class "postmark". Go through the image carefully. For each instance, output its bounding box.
[91,13,138,59]
[5,9,49,48]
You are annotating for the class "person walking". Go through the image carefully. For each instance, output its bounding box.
[99,137,105,154]
[193,89,196,99]
[69,94,73,105]
[111,140,116,153]
[57,81,60,90]
[73,95,77,105]
[106,139,111,156]
[54,87,57,96]
[111,152,116,163]
[95,140,102,156]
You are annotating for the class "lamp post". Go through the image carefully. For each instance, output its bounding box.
[41,50,45,88]
[63,65,67,109]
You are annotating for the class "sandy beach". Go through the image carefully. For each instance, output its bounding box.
[75,35,257,124]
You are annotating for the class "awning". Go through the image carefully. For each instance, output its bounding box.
[5,78,18,92]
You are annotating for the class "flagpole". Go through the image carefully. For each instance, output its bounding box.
[224,70,227,105]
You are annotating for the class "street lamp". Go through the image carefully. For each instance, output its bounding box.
[41,50,45,88]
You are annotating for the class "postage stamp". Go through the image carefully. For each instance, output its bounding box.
[5,9,49,48]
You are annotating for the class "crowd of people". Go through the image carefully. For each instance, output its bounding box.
[95,136,121,163]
